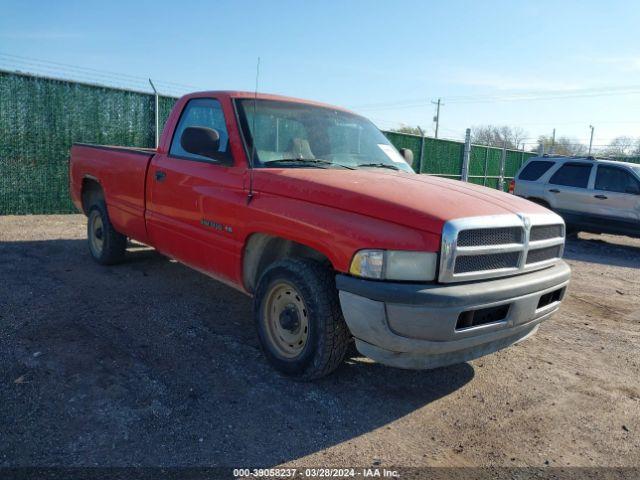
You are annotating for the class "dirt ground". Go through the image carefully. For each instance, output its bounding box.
[0,214,638,470]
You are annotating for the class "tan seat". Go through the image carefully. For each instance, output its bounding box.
[288,138,315,159]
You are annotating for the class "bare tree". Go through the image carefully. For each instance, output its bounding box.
[471,125,528,149]
[390,125,422,136]
[604,136,638,157]
[535,135,587,156]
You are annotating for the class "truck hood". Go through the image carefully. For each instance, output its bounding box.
[253,169,550,234]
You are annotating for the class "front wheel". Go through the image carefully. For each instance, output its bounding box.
[254,258,350,380]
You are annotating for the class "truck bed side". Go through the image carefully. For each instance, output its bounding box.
[69,143,155,243]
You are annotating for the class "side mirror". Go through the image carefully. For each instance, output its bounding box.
[399,148,414,164]
[180,127,221,160]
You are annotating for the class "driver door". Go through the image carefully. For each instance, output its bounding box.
[145,97,246,283]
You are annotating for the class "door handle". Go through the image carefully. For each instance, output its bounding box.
[155,170,166,182]
[549,189,560,193]
[594,194,608,200]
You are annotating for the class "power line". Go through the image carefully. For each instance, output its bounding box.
[440,85,640,102]
[367,115,633,146]
[2,52,635,154]
[0,52,206,95]
[351,84,640,111]
[487,120,640,127]
[0,52,203,90]
[368,113,636,146]
[0,63,186,97]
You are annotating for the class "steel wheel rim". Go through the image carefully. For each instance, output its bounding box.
[263,281,309,359]
[89,212,104,256]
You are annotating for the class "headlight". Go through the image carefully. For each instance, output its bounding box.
[349,250,437,281]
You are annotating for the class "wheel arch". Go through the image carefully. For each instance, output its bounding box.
[242,233,335,294]
[80,176,105,215]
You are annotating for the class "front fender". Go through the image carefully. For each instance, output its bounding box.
[240,192,440,274]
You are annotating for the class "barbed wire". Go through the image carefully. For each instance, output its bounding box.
[0,52,205,97]
[2,51,638,154]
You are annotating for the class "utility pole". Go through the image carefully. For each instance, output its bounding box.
[431,98,442,139]
[499,139,507,191]
[461,128,471,182]
[550,128,556,155]
[588,125,595,155]
[416,125,425,174]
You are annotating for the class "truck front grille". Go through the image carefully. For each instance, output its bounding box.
[439,214,565,283]
[457,226,522,247]
[526,245,562,265]
[530,224,564,242]
[454,252,520,274]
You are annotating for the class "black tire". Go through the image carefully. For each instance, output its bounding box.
[528,198,551,209]
[254,258,350,380]
[87,201,127,265]
[528,199,577,237]
[565,225,579,238]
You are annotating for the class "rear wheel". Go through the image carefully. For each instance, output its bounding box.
[565,225,579,237]
[528,198,551,209]
[527,198,577,236]
[87,202,126,265]
[254,258,350,380]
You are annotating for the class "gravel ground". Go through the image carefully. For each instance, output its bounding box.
[0,214,638,469]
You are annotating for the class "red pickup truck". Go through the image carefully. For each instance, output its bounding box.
[70,91,571,380]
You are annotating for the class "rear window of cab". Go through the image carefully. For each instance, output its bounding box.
[517,160,555,181]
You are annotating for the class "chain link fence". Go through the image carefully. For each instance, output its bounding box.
[3,69,630,215]
[383,131,535,190]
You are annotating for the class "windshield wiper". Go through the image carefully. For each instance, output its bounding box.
[357,162,400,171]
[264,158,355,169]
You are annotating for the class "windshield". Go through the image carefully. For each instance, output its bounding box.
[235,99,414,173]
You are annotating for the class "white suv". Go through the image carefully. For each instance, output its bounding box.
[511,156,640,237]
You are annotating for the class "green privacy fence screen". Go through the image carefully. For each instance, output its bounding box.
[383,131,536,190]
[0,70,177,214]
[3,69,628,215]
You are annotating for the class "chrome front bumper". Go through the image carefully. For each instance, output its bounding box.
[336,261,571,370]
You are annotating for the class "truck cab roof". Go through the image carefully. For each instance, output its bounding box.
[180,90,355,114]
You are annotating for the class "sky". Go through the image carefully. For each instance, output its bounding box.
[1,0,640,151]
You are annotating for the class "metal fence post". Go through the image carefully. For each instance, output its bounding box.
[417,126,425,173]
[498,140,507,191]
[482,147,489,186]
[461,128,471,182]
[148,79,159,148]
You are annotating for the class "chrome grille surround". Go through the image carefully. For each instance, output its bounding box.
[439,213,565,283]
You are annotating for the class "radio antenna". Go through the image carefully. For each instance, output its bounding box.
[247,56,260,204]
